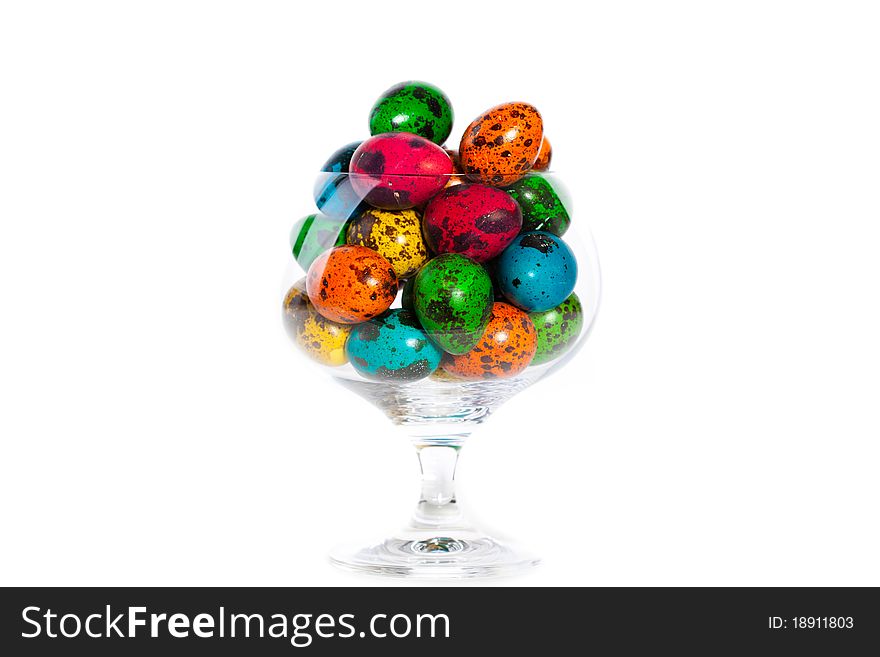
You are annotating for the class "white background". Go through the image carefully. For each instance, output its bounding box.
[1,1,879,587]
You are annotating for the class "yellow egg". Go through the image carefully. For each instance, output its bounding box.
[429,367,464,383]
[282,279,351,366]
[345,208,428,279]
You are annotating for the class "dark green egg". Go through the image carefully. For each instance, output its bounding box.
[401,276,416,310]
[529,293,585,365]
[369,81,454,145]
[290,213,350,271]
[413,254,493,355]
[506,176,571,237]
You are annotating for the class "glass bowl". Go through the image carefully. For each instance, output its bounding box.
[282,170,600,578]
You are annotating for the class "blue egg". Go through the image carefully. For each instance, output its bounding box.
[320,141,361,174]
[313,141,368,219]
[345,309,442,381]
[496,231,578,312]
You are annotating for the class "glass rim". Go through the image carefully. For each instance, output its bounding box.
[315,170,557,179]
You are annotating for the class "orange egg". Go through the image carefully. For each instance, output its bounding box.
[446,149,463,171]
[441,302,537,379]
[533,136,552,171]
[459,102,544,186]
[306,245,398,324]
[444,148,467,188]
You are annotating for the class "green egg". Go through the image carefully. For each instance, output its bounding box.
[401,276,416,310]
[369,81,454,145]
[506,176,571,237]
[529,293,585,365]
[413,254,493,355]
[290,213,350,271]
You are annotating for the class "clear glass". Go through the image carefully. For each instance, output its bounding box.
[283,171,600,578]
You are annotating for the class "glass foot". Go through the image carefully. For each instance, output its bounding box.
[329,531,540,579]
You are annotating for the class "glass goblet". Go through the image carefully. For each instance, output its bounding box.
[283,171,600,578]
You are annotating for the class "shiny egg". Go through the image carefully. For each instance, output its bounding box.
[313,141,368,219]
[369,81,454,145]
[529,293,585,365]
[346,309,442,381]
[345,208,428,279]
[282,278,351,366]
[442,302,537,379]
[400,275,416,310]
[423,184,522,262]
[496,231,577,312]
[290,212,350,271]
[413,253,494,355]
[444,149,467,188]
[349,133,453,210]
[533,137,552,171]
[505,175,571,237]
[459,102,543,186]
[306,245,398,324]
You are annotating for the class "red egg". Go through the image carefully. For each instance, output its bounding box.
[349,133,453,210]
[423,183,523,262]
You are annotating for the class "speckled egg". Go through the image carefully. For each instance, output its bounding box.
[345,208,428,279]
[282,278,351,366]
[482,258,506,301]
[320,141,360,174]
[459,102,543,186]
[505,175,571,237]
[442,302,537,379]
[346,309,442,382]
[290,213,349,271]
[413,254,494,355]
[313,141,368,219]
[496,231,577,312]
[400,275,416,310]
[444,149,467,188]
[349,133,453,210]
[447,149,462,170]
[529,293,585,366]
[369,81,454,146]
[423,184,522,262]
[533,137,552,171]
[306,245,398,324]
[429,367,463,382]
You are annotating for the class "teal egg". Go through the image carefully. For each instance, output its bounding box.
[496,231,577,312]
[313,141,369,219]
[529,293,585,365]
[346,309,442,381]
[413,254,494,355]
[290,213,350,271]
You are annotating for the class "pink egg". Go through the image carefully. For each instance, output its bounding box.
[349,133,453,210]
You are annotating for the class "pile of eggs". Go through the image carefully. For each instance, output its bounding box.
[283,81,585,382]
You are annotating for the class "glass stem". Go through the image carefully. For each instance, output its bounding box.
[410,443,464,529]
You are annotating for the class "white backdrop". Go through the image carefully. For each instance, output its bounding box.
[1,1,879,586]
